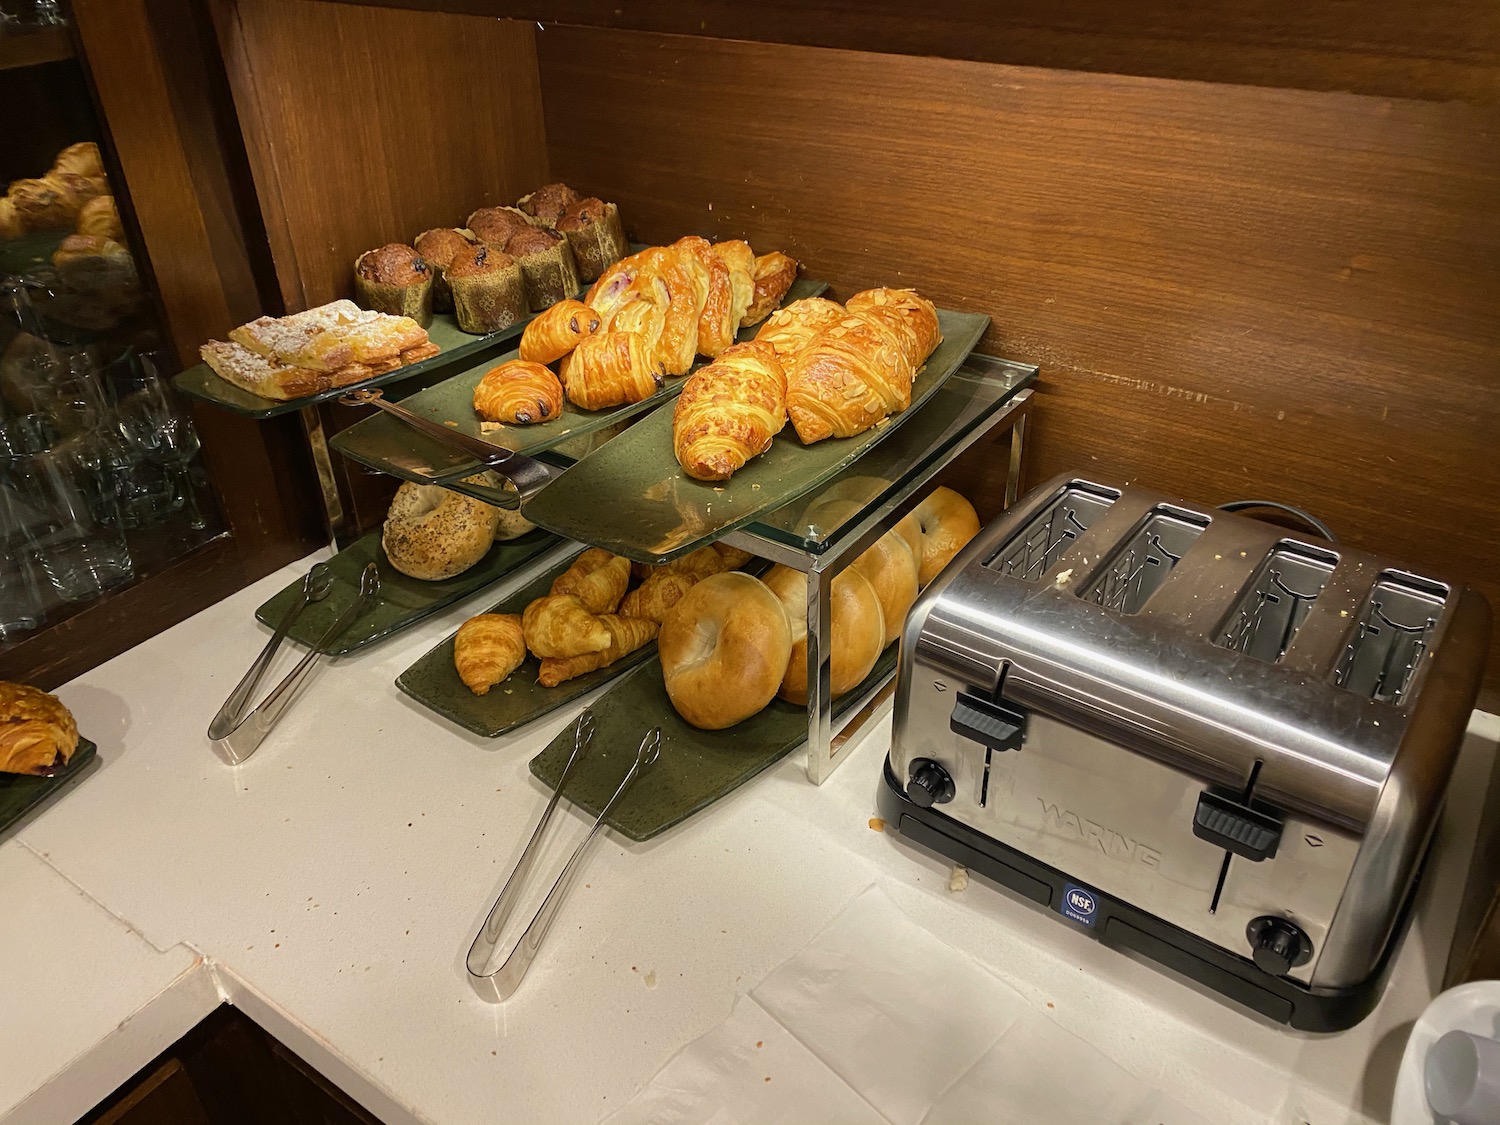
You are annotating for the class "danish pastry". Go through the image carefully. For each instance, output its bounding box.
[0,682,79,776]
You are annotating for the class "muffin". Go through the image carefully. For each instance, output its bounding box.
[7,179,73,231]
[76,195,123,241]
[555,197,627,282]
[466,206,534,248]
[445,244,526,334]
[413,227,478,313]
[354,243,434,327]
[51,142,104,181]
[504,226,580,311]
[517,182,581,226]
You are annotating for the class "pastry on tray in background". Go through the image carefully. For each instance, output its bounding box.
[0,682,80,777]
[619,544,737,624]
[517,182,580,226]
[744,252,799,326]
[762,563,884,706]
[473,359,564,424]
[537,615,656,688]
[75,195,123,241]
[549,548,630,615]
[381,473,502,581]
[453,614,526,696]
[413,227,478,313]
[522,594,611,658]
[555,197,628,283]
[51,234,136,290]
[672,340,786,481]
[444,244,526,334]
[6,178,75,232]
[519,299,600,366]
[354,243,434,327]
[0,141,109,240]
[505,226,580,311]
[51,141,104,182]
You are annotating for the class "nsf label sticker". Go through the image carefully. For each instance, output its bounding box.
[1060,882,1100,928]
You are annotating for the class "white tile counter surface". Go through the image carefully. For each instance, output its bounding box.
[3,548,1497,1125]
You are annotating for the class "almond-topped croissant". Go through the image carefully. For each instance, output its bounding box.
[560,331,662,410]
[786,311,914,443]
[672,340,787,481]
[453,613,526,696]
[845,288,941,372]
[744,252,799,326]
[755,297,846,367]
[537,615,658,688]
[518,298,601,365]
[473,360,564,424]
[549,548,630,614]
[522,594,611,658]
[0,682,79,776]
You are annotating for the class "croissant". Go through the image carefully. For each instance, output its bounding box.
[713,542,754,569]
[537,615,658,688]
[672,340,787,481]
[619,572,696,624]
[518,298,602,365]
[755,297,846,367]
[453,614,526,696]
[845,288,941,372]
[674,236,737,358]
[711,240,755,330]
[473,360,564,424]
[560,331,662,410]
[0,682,79,775]
[786,312,913,444]
[550,548,630,614]
[522,594,611,658]
[743,252,799,326]
[666,545,733,580]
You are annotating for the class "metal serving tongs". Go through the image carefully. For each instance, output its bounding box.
[337,388,554,506]
[466,713,661,1002]
[207,563,381,766]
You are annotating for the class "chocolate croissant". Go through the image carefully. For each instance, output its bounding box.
[560,331,662,410]
[755,297,846,367]
[785,312,913,444]
[522,594,611,658]
[672,340,787,481]
[473,360,564,424]
[744,252,799,326]
[845,288,941,372]
[537,615,658,688]
[453,613,526,696]
[549,548,630,614]
[519,298,601,365]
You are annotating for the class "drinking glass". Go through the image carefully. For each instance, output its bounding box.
[20,439,134,603]
[0,481,43,639]
[107,352,183,527]
[135,353,208,530]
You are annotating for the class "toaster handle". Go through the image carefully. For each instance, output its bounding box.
[1193,790,1283,862]
[950,691,1027,753]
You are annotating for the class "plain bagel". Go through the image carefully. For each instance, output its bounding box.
[382,474,502,580]
[762,563,885,706]
[851,530,919,648]
[898,486,981,587]
[658,572,792,730]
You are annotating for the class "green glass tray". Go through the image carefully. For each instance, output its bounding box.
[0,737,98,839]
[254,527,557,656]
[522,308,989,564]
[328,278,829,487]
[530,647,899,842]
[0,229,66,276]
[174,309,547,420]
[396,550,659,738]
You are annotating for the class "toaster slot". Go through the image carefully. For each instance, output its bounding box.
[984,483,1118,582]
[1217,543,1338,663]
[1084,506,1208,615]
[1333,571,1447,705]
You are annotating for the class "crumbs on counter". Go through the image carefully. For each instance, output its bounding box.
[868,817,886,832]
[948,864,969,893]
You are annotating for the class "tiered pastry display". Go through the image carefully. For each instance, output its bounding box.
[0,682,79,777]
[199,300,437,401]
[656,486,981,730]
[381,472,533,581]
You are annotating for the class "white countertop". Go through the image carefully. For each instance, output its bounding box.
[3,548,1496,1125]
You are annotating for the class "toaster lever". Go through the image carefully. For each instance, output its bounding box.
[950,690,1027,753]
[1193,790,1283,862]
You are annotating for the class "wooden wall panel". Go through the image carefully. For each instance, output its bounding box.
[537,29,1500,700]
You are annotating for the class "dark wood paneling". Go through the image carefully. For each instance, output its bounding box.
[326,0,1500,105]
[91,1060,210,1125]
[537,28,1500,699]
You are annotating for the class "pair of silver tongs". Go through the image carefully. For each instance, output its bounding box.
[207,562,381,766]
[337,388,554,506]
[467,712,661,1001]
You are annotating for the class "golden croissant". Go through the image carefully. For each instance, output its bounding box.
[518,298,602,365]
[711,240,755,331]
[453,613,526,695]
[755,297,846,367]
[0,682,79,776]
[560,331,663,410]
[744,252,799,326]
[845,288,941,372]
[537,615,658,688]
[674,236,737,358]
[672,340,787,481]
[619,571,696,624]
[550,548,630,614]
[522,594,611,658]
[786,311,913,443]
[473,359,564,424]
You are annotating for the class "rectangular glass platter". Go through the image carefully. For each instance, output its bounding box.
[529,647,898,842]
[520,308,990,565]
[254,527,557,656]
[0,738,98,839]
[328,278,829,486]
[396,550,658,738]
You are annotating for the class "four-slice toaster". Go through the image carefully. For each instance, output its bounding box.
[879,474,1490,1030]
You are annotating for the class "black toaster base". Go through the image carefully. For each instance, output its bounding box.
[877,757,1407,1033]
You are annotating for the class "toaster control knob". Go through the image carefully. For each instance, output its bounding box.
[906,758,955,807]
[1246,916,1313,977]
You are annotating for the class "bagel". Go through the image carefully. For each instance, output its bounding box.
[907,487,981,587]
[762,564,885,706]
[850,530,919,648]
[658,572,792,730]
[381,473,502,580]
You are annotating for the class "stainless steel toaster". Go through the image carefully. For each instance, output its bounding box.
[880,474,1490,1030]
